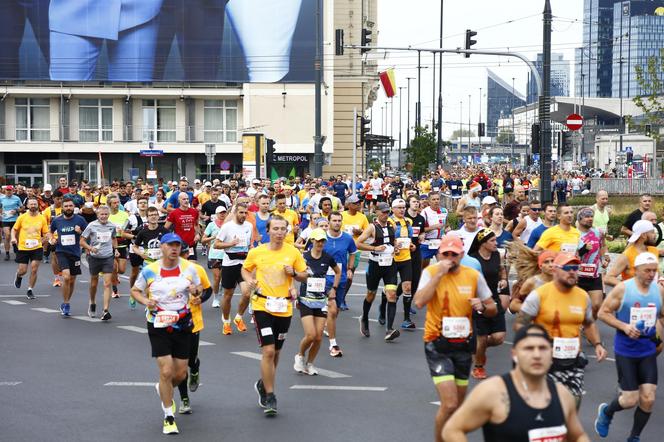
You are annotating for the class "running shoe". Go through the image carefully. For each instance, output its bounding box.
[222,322,232,335]
[329,345,343,358]
[128,296,137,310]
[378,313,386,326]
[43,255,49,264]
[112,285,120,298]
[5,252,10,261]
[100,310,112,321]
[254,379,267,408]
[162,416,179,435]
[26,289,35,300]
[627,437,640,442]
[178,398,192,414]
[305,363,319,376]
[339,303,349,311]
[53,277,61,287]
[471,366,487,380]
[234,317,247,332]
[211,296,220,308]
[14,273,22,289]
[401,319,416,330]
[188,372,199,392]
[60,303,66,316]
[264,393,277,417]
[360,317,370,337]
[63,303,71,316]
[384,329,400,342]
[88,304,96,318]
[410,307,417,315]
[293,354,307,373]
[594,402,612,438]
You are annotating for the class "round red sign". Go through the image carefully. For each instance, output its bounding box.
[566,113,583,131]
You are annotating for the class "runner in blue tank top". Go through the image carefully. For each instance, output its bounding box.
[596,252,664,441]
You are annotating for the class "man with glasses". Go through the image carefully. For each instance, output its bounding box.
[512,199,543,245]
[413,235,496,442]
[1,185,22,261]
[515,253,607,406]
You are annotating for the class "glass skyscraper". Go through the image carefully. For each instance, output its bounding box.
[527,53,570,103]
[486,69,525,139]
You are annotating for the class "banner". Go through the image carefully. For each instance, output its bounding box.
[379,69,396,98]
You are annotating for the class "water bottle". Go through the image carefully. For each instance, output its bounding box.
[636,320,645,334]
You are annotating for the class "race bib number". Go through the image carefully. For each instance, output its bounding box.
[560,243,576,253]
[578,263,597,278]
[411,226,421,237]
[630,306,657,328]
[396,237,411,250]
[428,239,441,250]
[442,317,471,338]
[24,239,39,248]
[147,248,162,260]
[265,296,289,313]
[236,235,249,248]
[450,185,457,190]
[154,310,179,328]
[378,254,393,267]
[188,248,194,257]
[433,187,440,192]
[552,337,580,359]
[97,231,112,243]
[307,277,326,293]
[438,214,447,225]
[60,234,76,246]
[344,225,358,235]
[528,425,567,442]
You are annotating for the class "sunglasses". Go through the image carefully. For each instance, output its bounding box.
[558,264,579,272]
[441,251,459,257]
[530,207,542,212]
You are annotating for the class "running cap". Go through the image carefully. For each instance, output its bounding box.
[537,250,557,268]
[438,235,464,255]
[43,184,53,192]
[481,196,497,205]
[634,252,658,267]
[513,323,551,347]
[628,220,655,243]
[553,252,581,266]
[204,181,212,187]
[161,233,184,245]
[469,182,482,192]
[391,198,406,208]
[376,202,390,213]
[215,205,227,214]
[576,207,594,221]
[194,179,201,184]
[346,194,360,204]
[309,228,328,241]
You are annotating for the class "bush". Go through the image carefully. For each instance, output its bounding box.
[606,238,627,254]
[607,213,629,239]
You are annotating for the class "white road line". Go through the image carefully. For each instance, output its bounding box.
[587,354,616,362]
[3,300,26,305]
[430,401,441,406]
[104,382,156,387]
[0,381,22,386]
[290,385,385,391]
[352,316,424,331]
[73,315,102,323]
[0,294,50,298]
[199,341,216,346]
[31,307,59,313]
[232,351,351,378]
[117,325,147,334]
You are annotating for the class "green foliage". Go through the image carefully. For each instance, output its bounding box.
[629,48,663,142]
[607,238,627,254]
[368,158,382,173]
[405,126,437,178]
[450,129,476,140]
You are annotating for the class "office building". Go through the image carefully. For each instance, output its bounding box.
[486,69,526,140]
[575,0,616,98]
[527,53,570,103]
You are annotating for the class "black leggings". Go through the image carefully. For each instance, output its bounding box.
[177,332,200,400]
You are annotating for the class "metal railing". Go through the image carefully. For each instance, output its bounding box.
[591,178,664,195]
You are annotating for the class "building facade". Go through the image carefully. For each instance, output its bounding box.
[527,53,570,103]
[575,0,615,99]
[486,69,526,140]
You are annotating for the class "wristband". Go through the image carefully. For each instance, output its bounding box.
[332,286,338,290]
[593,341,604,348]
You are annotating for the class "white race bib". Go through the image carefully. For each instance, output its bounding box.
[578,263,597,278]
[344,225,358,235]
[552,337,580,359]
[442,317,471,338]
[60,234,76,246]
[147,248,162,260]
[236,235,249,248]
[97,231,112,243]
[630,306,657,328]
[528,425,567,442]
[154,310,179,328]
[560,243,577,253]
[411,226,421,237]
[24,238,39,248]
[378,254,393,267]
[433,186,440,192]
[396,237,411,250]
[307,277,326,293]
[450,185,457,190]
[428,239,441,250]
[265,296,289,313]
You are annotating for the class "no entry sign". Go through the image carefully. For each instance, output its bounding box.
[566,113,583,131]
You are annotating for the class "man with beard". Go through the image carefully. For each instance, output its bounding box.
[49,197,88,316]
[12,197,49,300]
[605,220,660,287]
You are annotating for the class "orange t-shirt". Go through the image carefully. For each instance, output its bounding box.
[622,245,660,281]
[522,281,590,340]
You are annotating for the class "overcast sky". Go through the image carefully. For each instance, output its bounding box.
[371,0,584,141]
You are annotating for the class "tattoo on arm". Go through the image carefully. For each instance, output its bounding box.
[500,392,510,416]
[515,312,534,328]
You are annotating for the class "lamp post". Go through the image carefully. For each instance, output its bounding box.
[512,77,516,168]
[406,77,414,149]
[398,86,405,169]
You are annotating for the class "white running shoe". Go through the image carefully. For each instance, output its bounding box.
[211,296,220,308]
[305,363,319,376]
[293,354,307,373]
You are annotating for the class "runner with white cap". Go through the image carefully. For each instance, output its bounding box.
[605,220,660,287]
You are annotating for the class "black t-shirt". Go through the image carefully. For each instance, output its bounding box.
[624,208,644,231]
[201,200,227,222]
[406,211,426,246]
[133,225,169,255]
[470,250,502,300]
[300,250,337,299]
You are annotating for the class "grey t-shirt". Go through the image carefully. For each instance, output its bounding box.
[81,221,117,258]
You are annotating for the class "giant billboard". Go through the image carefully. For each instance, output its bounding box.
[0,0,315,83]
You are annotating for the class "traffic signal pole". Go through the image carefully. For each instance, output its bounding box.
[539,0,553,203]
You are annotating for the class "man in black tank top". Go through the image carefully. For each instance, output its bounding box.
[442,324,589,442]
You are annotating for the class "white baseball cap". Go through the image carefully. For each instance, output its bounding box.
[204,181,212,187]
[391,198,406,208]
[634,252,658,267]
[194,179,201,184]
[628,220,655,243]
[215,205,228,213]
[43,184,52,192]
[482,196,497,205]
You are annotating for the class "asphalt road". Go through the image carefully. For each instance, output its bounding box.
[1,256,664,442]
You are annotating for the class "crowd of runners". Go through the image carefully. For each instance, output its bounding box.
[2,167,664,440]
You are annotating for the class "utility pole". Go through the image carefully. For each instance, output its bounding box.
[390,96,394,168]
[468,94,471,162]
[417,50,422,130]
[406,77,414,149]
[436,0,444,165]
[511,77,516,168]
[459,100,463,157]
[478,87,482,151]
[539,0,553,203]
[432,52,436,134]
[313,0,324,177]
[398,86,405,169]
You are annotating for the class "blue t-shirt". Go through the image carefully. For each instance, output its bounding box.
[495,230,514,248]
[255,213,271,245]
[50,215,88,257]
[614,278,661,358]
[446,179,463,197]
[527,224,550,249]
[0,195,22,222]
[166,191,194,209]
[461,255,482,272]
[323,231,357,284]
[332,182,348,203]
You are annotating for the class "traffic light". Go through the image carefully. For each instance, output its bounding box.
[464,29,477,58]
[361,29,372,54]
[477,123,485,137]
[645,124,652,136]
[531,124,540,154]
[360,117,371,147]
[561,131,573,157]
[335,29,344,56]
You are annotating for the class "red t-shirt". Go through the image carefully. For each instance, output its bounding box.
[166,208,199,245]
[59,187,70,195]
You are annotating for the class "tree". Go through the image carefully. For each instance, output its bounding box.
[630,48,663,143]
[450,129,476,140]
[496,129,515,144]
[368,158,382,173]
[405,126,437,178]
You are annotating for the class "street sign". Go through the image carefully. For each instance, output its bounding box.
[146,169,157,179]
[220,160,231,171]
[565,113,583,131]
[140,149,164,157]
[205,143,216,156]
[206,154,215,166]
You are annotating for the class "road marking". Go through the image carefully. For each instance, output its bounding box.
[232,351,351,378]
[290,385,385,391]
[430,401,440,406]
[352,316,424,331]
[31,307,59,313]
[3,300,26,305]
[104,382,156,387]
[587,354,616,362]
[117,325,147,334]
[0,294,49,298]
[73,315,102,323]
[0,381,22,386]
[199,341,215,346]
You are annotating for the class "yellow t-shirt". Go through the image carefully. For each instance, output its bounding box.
[341,210,370,243]
[535,225,580,253]
[272,208,299,243]
[197,191,211,206]
[388,216,412,262]
[190,263,212,333]
[41,206,62,226]
[297,189,308,204]
[419,180,431,194]
[243,243,307,318]
[13,213,49,251]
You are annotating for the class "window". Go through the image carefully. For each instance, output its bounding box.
[143,99,176,142]
[79,99,113,142]
[16,98,50,141]
[204,100,237,143]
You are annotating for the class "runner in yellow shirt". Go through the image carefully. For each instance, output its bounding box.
[534,204,580,253]
[272,194,299,243]
[341,194,369,296]
[12,197,49,299]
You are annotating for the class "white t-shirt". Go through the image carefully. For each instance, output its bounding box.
[369,178,383,196]
[215,221,253,266]
[124,199,137,215]
[422,206,448,240]
[453,227,479,254]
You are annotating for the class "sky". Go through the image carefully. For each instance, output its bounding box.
[371,0,584,142]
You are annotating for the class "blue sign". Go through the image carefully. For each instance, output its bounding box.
[220,160,231,171]
[140,150,164,157]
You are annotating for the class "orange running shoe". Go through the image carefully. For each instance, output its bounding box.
[471,366,487,380]
[234,317,247,332]
[53,277,61,287]
[222,322,232,335]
